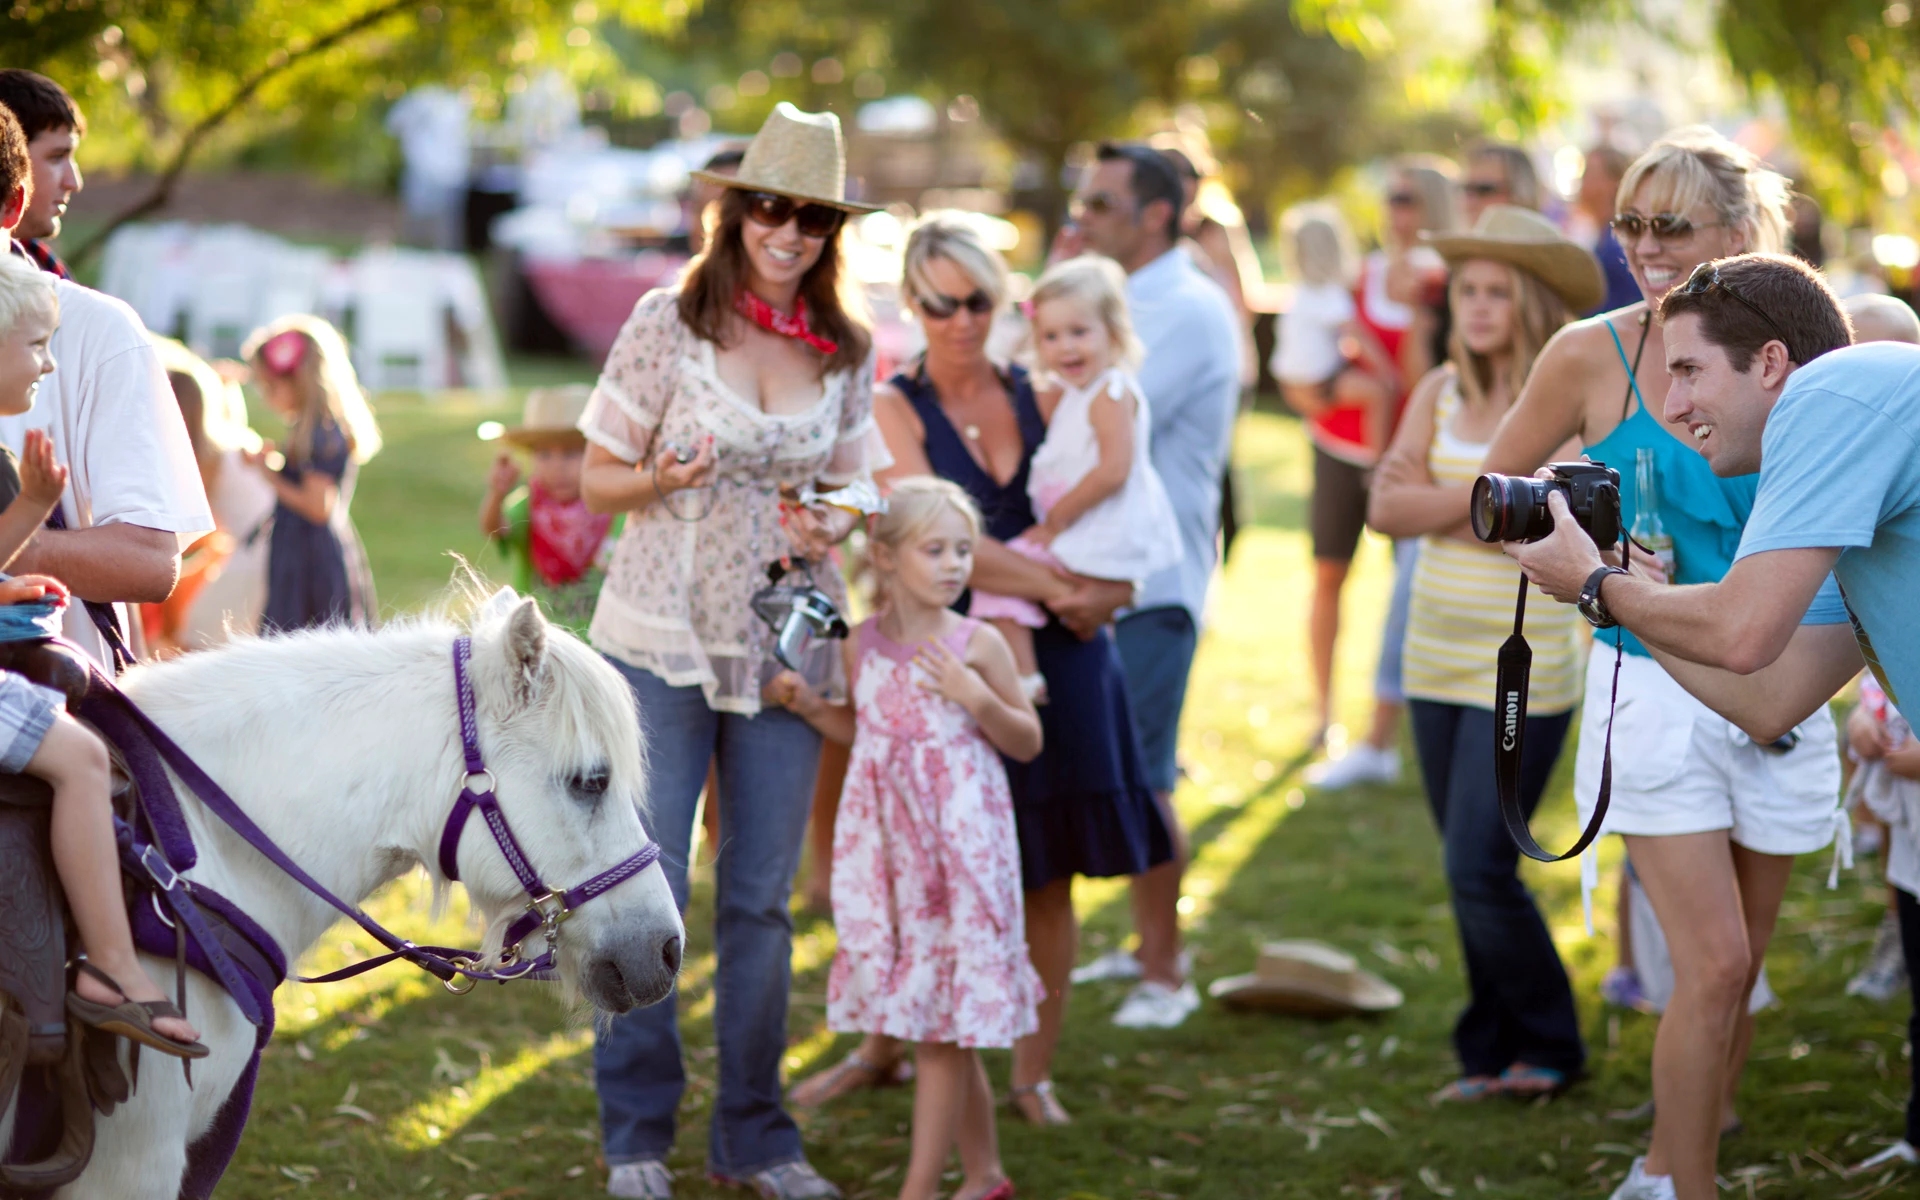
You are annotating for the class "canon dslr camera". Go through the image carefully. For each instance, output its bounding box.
[1470,461,1622,547]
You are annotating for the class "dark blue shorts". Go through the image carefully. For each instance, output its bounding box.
[1115,606,1199,795]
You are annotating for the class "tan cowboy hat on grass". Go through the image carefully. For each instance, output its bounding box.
[690,102,879,214]
[1422,204,1606,315]
[492,385,592,450]
[1208,939,1405,1018]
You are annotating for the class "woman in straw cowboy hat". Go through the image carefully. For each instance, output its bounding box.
[1368,204,1600,1106]
[477,385,619,635]
[1478,131,1849,1200]
[577,102,878,1200]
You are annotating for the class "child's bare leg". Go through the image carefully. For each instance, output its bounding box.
[39,714,199,1043]
[900,1042,966,1200]
[952,1048,1008,1199]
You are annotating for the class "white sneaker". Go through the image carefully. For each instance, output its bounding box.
[1846,911,1908,1002]
[1608,1158,1676,1200]
[1070,948,1193,985]
[609,1160,674,1199]
[1306,744,1401,790]
[1112,980,1200,1029]
[1851,1140,1919,1173]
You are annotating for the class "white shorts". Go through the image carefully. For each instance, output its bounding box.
[1574,649,1842,856]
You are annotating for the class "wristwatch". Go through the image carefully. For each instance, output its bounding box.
[1577,566,1630,629]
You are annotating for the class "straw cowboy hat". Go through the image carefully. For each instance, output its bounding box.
[494,385,592,449]
[690,102,879,213]
[1207,940,1405,1018]
[1422,204,1606,314]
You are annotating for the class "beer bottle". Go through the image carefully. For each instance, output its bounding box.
[1631,446,1677,582]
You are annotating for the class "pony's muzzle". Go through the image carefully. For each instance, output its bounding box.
[584,925,682,1012]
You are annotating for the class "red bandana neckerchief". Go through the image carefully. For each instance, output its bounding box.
[734,290,839,356]
[528,479,613,587]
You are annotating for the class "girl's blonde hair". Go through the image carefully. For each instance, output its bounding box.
[241,314,383,466]
[870,476,982,554]
[1281,201,1357,288]
[902,210,1011,312]
[1447,259,1572,411]
[1028,255,1144,372]
[0,254,57,339]
[1617,126,1791,255]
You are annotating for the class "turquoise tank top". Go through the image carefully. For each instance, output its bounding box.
[1587,322,1762,657]
[1586,321,1845,656]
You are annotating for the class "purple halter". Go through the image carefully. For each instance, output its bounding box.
[430,635,662,988]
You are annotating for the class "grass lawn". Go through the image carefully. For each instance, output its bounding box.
[220,390,1911,1199]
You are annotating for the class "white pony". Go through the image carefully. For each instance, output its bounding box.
[28,595,683,1199]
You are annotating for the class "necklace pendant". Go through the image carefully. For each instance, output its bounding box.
[963,424,982,442]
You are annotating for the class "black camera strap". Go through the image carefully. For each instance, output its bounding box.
[1494,571,1623,862]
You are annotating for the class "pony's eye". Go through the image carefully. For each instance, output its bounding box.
[567,768,611,801]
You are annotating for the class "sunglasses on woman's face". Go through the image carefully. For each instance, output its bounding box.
[914,287,995,320]
[744,191,845,239]
[1386,191,1419,208]
[1610,211,1718,241]
[1462,179,1506,198]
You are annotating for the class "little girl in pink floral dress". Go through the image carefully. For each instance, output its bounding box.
[766,476,1044,1200]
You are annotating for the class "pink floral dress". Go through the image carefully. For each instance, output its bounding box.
[827,618,1044,1047]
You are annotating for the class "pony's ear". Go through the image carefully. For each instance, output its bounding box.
[480,586,523,622]
[504,597,548,701]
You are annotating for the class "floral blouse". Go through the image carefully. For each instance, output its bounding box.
[579,288,876,714]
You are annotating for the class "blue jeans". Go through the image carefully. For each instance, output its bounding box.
[593,661,823,1174]
[1373,539,1418,704]
[1408,700,1583,1078]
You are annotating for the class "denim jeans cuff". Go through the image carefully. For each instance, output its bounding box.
[709,1152,810,1180]
[605,1148,676,1168]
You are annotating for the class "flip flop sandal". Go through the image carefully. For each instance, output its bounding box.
[788,1052,897,1108]
[1429,1076,1501,1105]
[1008,1079,1071,1126]
[1497,1064,1570,1099]
[66,961,208,1061]
[956,1181,1016,1200]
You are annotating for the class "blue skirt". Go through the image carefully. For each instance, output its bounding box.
[1003,622,1172,891]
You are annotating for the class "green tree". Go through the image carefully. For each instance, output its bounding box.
[0,0,686,263]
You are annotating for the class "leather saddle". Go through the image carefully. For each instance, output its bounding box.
[0,640,131,1196]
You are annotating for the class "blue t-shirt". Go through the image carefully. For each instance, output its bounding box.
[1737,341,1920,705]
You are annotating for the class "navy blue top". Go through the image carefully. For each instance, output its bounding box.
[262,418,376,633]
[893,364,1169,889]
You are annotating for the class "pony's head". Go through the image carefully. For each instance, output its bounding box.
[457,596,683,1012]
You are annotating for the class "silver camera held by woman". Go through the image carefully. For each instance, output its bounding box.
[751,558,850,671]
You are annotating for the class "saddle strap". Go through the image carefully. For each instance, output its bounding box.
[0,1016,97,1194]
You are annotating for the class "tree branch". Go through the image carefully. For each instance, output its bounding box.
[68,0,422,268]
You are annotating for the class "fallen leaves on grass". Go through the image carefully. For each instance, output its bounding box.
[1416,1165,1453,1196]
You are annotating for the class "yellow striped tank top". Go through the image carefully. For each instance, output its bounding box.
[1402,378,1583,713]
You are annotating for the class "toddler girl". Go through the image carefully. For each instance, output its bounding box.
[766,476,1043,1200]
[479,385,620,635]
[240,315,381,632]
[0,255,204,1059]
[972,255,1181,698]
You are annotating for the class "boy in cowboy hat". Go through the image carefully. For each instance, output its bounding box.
[479,385,620,634]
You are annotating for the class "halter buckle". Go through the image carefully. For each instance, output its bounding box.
[442,955,479,994]
[527,889,573,944]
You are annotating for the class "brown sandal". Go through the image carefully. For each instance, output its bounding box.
[67,961,208,1060]
[788,1052,908,1108]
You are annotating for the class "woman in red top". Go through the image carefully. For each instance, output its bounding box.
[1280,158,1454,748]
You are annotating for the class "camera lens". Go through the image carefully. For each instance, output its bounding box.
[1471,474,1513,542]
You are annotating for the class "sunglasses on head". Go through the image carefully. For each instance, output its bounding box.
[1610,211,1718,241]
[744,191,845,239]
[914,287,995,319]
[1675,261,1794,354]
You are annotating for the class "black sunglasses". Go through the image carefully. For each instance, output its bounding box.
[914,287,995,319]
[744,191,845,239]
[1462,180,1506,198]
[1071,191,1129,220]
[1676,261,1794,354]
[1610,211,1719,241]
[1386,191,1419,208]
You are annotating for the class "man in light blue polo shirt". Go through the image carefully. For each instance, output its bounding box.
[1068,141,1241,1030]
[1507,253,1911,739]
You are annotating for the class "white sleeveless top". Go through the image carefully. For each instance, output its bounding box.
[1028,367,1183,582]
